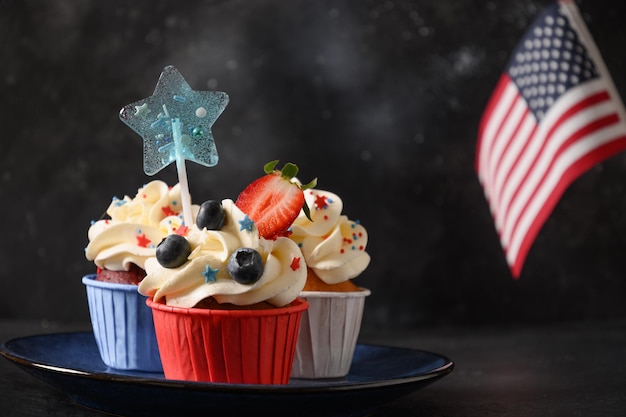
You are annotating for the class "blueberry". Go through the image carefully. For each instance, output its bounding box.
[156,234,191,268]
[227,248,264,284]
[196,200,225,230]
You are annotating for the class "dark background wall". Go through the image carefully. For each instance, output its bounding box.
[1,0,626,332]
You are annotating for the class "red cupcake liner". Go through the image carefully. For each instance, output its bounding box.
[146,297,308,384]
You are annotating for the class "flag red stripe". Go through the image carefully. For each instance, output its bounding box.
[490,104,533,213]
[476,1,626,277]
[510,134,626,276]
[499,91,612,238]
[506,112,620,253]
[494,116,538,225]
[476,75,511,173]
[485,93,523,199]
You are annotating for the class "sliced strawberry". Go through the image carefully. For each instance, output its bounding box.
[236,161,316,239]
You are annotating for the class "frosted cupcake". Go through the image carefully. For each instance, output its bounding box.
[288,188,370,378]
[83,180,193,371]
[139,199,308,384]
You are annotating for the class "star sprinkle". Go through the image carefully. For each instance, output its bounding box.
[119,66,229,176]
[174,225,189,236]
[314,194,328,210]
[134,103,151,118]
[161,206,178,217]
[136,233,151,248]
[202,265,219,283]
[290,257,301,271]
[238,215,255,232]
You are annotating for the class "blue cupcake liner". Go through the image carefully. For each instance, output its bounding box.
[82,274,162,372]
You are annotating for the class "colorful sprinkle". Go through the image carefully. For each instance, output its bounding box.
[290,257,301,271]
[175,225,189,236]
[134,103,151,118]
[196,107,207,118]
[202,265,218,283]
[238,215,255,232]
[314,194,328,210]
[136,233,151,248]
[161,206,177,217]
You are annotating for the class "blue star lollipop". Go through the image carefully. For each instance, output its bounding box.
[119,66,229,225]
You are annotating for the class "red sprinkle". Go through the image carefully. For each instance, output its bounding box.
[290,257,301,271]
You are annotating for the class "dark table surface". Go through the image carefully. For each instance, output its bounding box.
[1,318,625,417]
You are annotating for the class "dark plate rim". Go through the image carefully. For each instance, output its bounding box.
[0,331,454,394]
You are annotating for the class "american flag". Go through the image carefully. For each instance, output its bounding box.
[476,0,626,278]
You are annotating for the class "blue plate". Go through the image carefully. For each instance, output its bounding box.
[1,332,453,417]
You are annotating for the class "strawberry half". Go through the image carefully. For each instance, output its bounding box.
[235,160,317,239]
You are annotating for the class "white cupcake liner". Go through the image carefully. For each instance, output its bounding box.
[82,274,162,372]
[291,288,370,379]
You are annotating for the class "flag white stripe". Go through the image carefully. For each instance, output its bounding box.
[492,110,536,231]
[494,83,614,247]
[502,101,616,248]
[476,1,626,277]
[502,97,615,247]
[486,97,528,206]
[506,121,625,264]
[478,83,519,189]
[561,1,626,128]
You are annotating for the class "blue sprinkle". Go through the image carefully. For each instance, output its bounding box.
[159,142,175,153]
[202,265,219,283]
[239,215,255,232]
[173,95,186,102]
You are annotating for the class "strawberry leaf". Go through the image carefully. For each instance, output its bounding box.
[300,177,317,191]
[263,160,279,174]
[302,200,313,221]
[281,162,299,180]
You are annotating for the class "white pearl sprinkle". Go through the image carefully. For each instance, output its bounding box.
[196,107,207,118]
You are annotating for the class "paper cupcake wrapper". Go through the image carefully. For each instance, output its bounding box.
[82,274,162,372]
[291,288,370,379]
[147,298,308,384]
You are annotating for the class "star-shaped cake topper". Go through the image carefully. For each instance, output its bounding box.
[118,65,229,227]
[119,65,229,176]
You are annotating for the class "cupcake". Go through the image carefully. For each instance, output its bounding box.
[139,199,308,384]
[83,180,193,371]
[288,188,371,378]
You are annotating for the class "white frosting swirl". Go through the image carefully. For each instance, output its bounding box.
[138,199,307,308]
[85,181,194,271]
[289,189,370,284]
